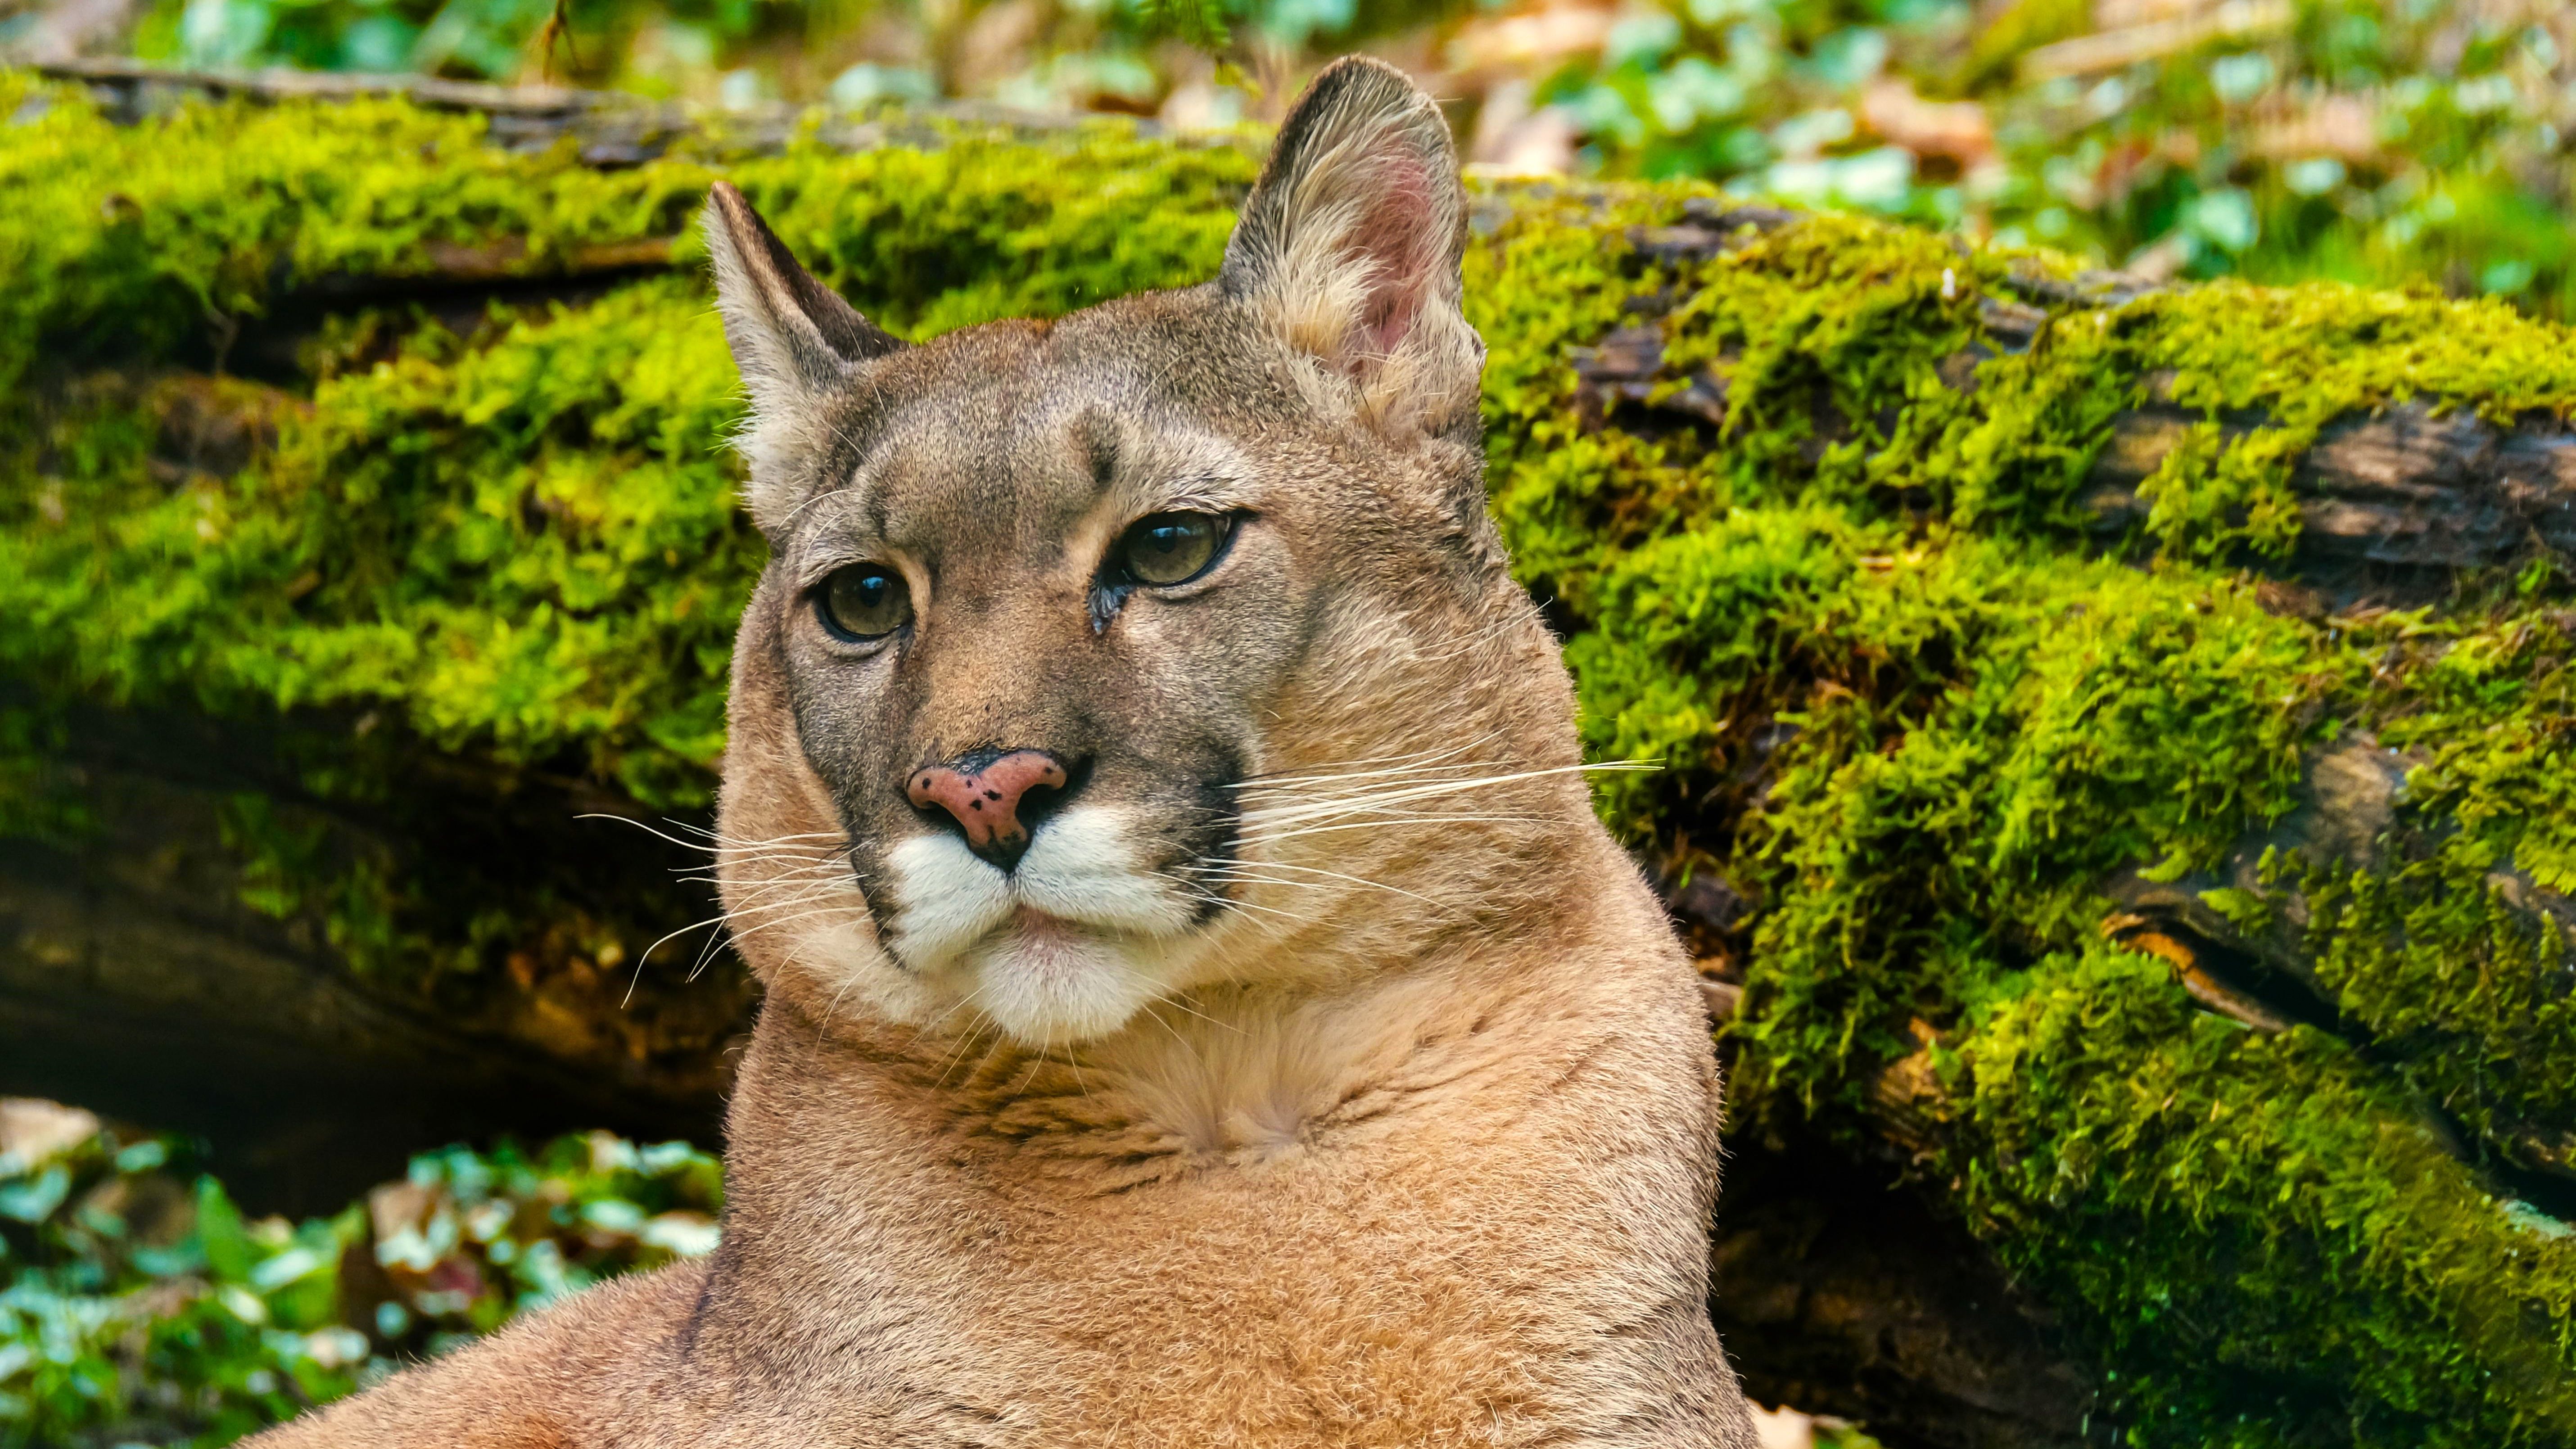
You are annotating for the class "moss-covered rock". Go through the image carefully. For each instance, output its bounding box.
[3,67,2571,1448]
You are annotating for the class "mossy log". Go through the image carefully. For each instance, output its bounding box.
[3,63,2572,1449]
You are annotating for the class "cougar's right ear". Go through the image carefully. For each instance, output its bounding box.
[702,181,902,529]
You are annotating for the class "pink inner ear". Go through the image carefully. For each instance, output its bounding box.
[1345,151,1440,362]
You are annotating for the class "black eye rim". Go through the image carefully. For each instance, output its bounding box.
[812,563,913,646]
[1107,509,1242,591]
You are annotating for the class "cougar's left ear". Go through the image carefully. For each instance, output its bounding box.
[702,181,904,530]
[1219,57,1480,437]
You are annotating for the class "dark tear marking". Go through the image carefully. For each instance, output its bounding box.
[1088,581,1133,635]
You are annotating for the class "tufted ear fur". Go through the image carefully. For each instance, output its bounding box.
[1219,57,1479,439]
[702,181,903,529]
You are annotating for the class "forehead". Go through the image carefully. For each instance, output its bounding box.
[795,302,1257,549]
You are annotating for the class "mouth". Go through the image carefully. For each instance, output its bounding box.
[875,808,1210,1043]
[1003,904,1081,944]
[962,904,1180,1043]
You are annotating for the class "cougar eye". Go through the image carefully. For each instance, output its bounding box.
[817,564,912,642]
[1112,511,1233,588]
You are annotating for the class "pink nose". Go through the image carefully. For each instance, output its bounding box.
[907,750,1070,865]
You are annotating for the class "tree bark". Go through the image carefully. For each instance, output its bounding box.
[0,702,747,1213]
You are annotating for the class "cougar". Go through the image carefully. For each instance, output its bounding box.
[253,57,1760,1448]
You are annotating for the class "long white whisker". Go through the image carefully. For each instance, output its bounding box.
[1099,963,1244,1036]
[1228,742,1513,791]
[1240,814,1560,846]
[1238,760,1650,827]
[578,813,733,854]
[1200,862,1451,909]
[675,822,849,844]
[712,902,870,952]
[1178,881,1313,926]
[681,862,861,888]
[580,813,850,856]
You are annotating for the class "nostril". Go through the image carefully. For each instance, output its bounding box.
[905,749,1080,867]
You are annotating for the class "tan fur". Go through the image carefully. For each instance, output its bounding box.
[252,58,1760,1449]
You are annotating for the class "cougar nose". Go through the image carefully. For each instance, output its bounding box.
[907,749,1073,870]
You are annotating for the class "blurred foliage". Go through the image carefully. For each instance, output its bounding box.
[8,0,2574,315]
[0,1098,718,1447]
[1529,0,2576,314]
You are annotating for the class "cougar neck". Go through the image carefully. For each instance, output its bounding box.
[714,840,1656,1216]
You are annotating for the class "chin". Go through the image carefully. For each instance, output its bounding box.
[966,912,1178,1045]
[877,812,1213,1046]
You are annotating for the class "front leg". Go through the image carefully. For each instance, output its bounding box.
[248,1262,704,1447]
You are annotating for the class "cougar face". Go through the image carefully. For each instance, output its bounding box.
[764,340,1332,1041]
[707,60,1564,1047]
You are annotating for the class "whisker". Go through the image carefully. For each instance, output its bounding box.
[1226,735,1510,790]
[706,902,870,956]
[625,908,741,1002]
[1132,997,1204,1053]
[580,813,850,856]
[1239,814,1559,846]
[936,1009,1006,1089]
[1231,760,1503,793]
[1238,802,1555,831]
[896,980,995,1061]
[685,842,857,867]
[680,861,861,888]
[1237,759,1651,827]
[616,885,847,1006]
[1130,986,1244,1036]
[1199,862,1451,909]
[1177,881,1313,927]
[671,821,849,844]
[579,812,733,854]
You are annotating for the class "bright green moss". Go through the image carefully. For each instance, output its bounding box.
[5,74,2576,1447]
[2108,280,2576,561]
[0,73,705,393]
[1957,945,2576,1446]
[1570,523,2341,1101]
[2368,606,2576,895]
[2298,852,2576,1143]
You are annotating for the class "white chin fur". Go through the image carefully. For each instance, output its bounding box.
[967,922,1169,1044]
[880,806,1202,1044]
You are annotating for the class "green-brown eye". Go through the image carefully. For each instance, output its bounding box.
[817,564,912,642]
[1113,511,1232,588]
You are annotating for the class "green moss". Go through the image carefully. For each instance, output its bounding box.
[2298,852,2576,1145]
[2368,606,2576,894]
[6,73,2576,1446]
[1957,945,2576,1446]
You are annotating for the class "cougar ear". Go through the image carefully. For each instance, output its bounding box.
[701,181,902,528]
[1219,57,1479,435]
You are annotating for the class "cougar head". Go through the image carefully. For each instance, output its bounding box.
[707,58,1586,1047]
